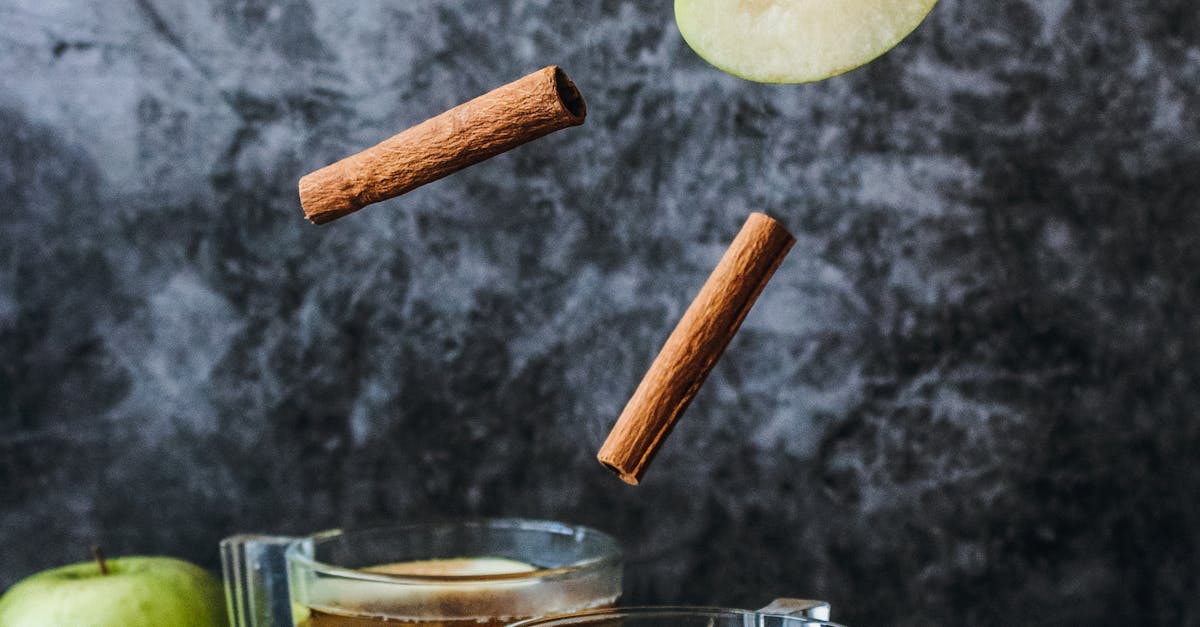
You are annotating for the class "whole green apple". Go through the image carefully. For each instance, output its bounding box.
[0,556,228,627]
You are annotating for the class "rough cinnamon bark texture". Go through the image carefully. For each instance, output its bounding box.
[597,213,795,485]
[299,65,586,224]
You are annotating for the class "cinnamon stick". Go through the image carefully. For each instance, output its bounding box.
[299,65,586,224]
[597,213,795,485]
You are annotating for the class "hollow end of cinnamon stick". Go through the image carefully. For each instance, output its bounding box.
[551,66,586,121]
[596,212,796,486]
[599,460,640,486]
[299,65,587,225]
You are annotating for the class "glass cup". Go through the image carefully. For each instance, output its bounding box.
[508,600,843,627]
[221,519,623,627]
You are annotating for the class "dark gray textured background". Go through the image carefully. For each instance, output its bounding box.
[2,1,1199,625]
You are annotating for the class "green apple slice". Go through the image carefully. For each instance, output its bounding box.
[675,0,939,83]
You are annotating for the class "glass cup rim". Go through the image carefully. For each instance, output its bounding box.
[507,606,845,627]
[283,517,623,586]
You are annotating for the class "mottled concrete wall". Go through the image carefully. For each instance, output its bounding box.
[2,1,1199,625]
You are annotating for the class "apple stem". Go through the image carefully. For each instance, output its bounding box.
[91,544,110,575]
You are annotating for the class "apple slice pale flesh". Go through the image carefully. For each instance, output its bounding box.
[361,557,539,577]
[675,0,939,83]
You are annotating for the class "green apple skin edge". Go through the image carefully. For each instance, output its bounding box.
[0,556,228,627]
[675,0,939,84]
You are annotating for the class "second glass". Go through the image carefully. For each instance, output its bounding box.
[509,602,842,627]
